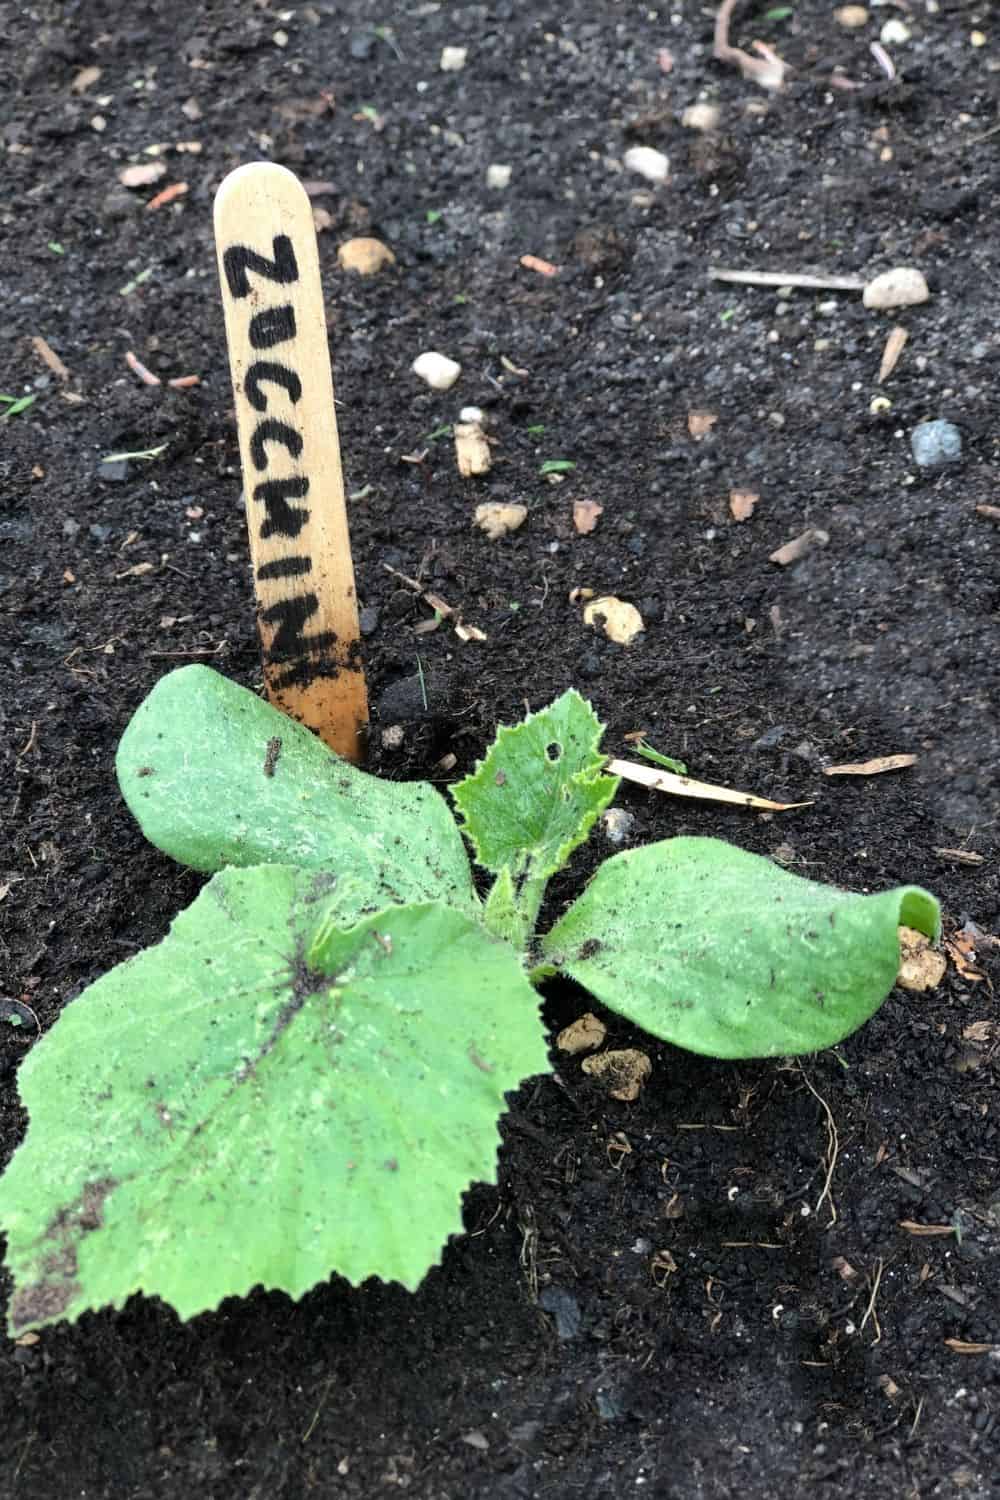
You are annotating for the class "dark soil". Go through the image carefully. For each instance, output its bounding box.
[3,1,1000,1495]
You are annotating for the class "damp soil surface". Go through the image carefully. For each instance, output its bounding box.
[3,2,1000,1496]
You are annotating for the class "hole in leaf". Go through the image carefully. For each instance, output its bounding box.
[545,742,562,761]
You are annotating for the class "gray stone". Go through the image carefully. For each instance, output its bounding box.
[910,420,962,468]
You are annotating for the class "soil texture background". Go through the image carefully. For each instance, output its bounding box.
[2,2,1000,1496]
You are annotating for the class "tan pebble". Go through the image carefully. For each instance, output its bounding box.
[474,502,527,539]
[337,237,396,275]
[583,596,644,645]
[835,5,869,27]
[581,1049,652,1101]
[556,1013,607,1055]
[896,925,947,992]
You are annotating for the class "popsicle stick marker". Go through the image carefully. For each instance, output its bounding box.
[214,162,368,762]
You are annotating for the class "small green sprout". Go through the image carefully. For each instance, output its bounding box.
[526,424,546,436]
[0,394,37,420]
[0,668,939,1334]
[119,266,154,297]
[426,209,443,225]
[634,740,688,776]
[424,423,453,442]
[539,459,576,475]
[48,241,66,255]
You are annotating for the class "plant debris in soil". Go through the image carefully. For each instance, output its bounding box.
[2,2,999,1497]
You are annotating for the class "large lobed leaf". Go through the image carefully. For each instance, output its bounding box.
[0,868,550,1333]
[116,665,476,921]
[543,837,941,1059]
[451,689,618,881]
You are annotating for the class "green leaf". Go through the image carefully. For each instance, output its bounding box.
[539,459,575,474]
[451,690,618,883]
[542,837,941,1059]
[0,868,550,1332]
[117,665,476,919]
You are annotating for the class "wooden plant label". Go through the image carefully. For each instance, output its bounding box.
[214,161,368,761]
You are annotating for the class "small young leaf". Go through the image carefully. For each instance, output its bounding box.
[0,867,550,1332]
[542,837,941,1059]
[451,689,618,882]
[117,665,476,916]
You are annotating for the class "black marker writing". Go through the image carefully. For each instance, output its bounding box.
[250,418,303,470]
[250,304,296,351]
[224,235,298,298]
[244,361,302,411]
[253,477,311,540]
[262,594,337,663]
[257,555,313,581]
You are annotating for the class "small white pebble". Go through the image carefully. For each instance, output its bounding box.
[486,163,512,189]
[880,18,910,44]
[863,266,929,310]
[458,405,483,423]
[623,145,669,184]
[273,28,289,47]
[412,351,461,390]
[681,103,720,132]
[601,808,636,845]
[440,46,467,71]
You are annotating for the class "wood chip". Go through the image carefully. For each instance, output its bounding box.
[519,254,559,277]
[607,758,812,811]
[71,66,102,93]
[454,421,492,477]
[975,504,1000,521]
[962,1021,997,1044]
[116,562,156,579]
[899,1221,956,1237]
[556,1013,607,1055]
[119,161,167,188]
[499,354,530,377]
[583,597,644,645]
[687,409,718,439]
[454,622,487,642]
[934,846,985,865]
[30,335,70,381]
[769,528,829,566]
[878,325,909,383]
[945,1339,999,1355]
[729,488,758,521]
[573,500,603,534]
[823,754,916,776]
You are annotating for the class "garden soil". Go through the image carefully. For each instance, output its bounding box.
[3,2,1000,1496]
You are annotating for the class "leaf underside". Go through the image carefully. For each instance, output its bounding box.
[451,688,618,881]
[0,868,549,1333]
[116,665,477,922]
[543,836,941,1059]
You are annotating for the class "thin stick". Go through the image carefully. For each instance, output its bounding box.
[709,267,866,292]
[214,162,368,761]
[798,1067,839,1226]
